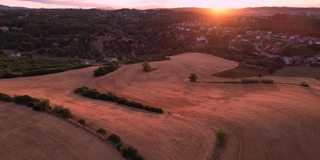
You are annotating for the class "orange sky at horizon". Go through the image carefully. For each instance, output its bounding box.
[2,0,320,9]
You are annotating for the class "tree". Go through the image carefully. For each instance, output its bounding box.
[188,73,197,82]
[142,61,152,72]
[216,129,228,146]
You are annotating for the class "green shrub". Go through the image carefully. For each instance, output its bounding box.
[216,129,228,146]
[13,95,36,106]
[52,105,72,119]
[188,73,197,82]
[117,143,143,160]
[241,79,260,83]
[108,134,122,144]
[0,93,13,102]
[13,95,50,111]
[96,128,106,134]
[300,81,310,87]
[260,79,274,84]
[94,64,119,77]
[142,61,152,72]
[78,119,86,126]
[32,99,50,111]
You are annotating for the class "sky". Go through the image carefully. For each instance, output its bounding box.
[2,0,320,9]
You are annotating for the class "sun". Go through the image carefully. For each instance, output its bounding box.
[211,8,231,15]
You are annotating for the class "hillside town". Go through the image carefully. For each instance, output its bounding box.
[170,20,320,66]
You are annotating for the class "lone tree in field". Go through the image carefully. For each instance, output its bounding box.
[188,73,197,82]
[216,129,228,146]
[142,61,152,72]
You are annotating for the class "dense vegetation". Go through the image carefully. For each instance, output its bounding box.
[108,134,144,160]
[108,134,122,144]
[1,8,318,74]
[74,86,164,113]
[52,105,72,119]
[0,54,89,78]
[0,93,13,102]
[96,128,106,134]
[94,64,119,77]
[0,93,72,118]
[13,95,50,111]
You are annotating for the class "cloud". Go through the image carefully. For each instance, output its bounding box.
[16,0,110,8]
[14,0,175,8]
[10,0,320,9]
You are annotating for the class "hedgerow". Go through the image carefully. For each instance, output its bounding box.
[74,86,163,113]
[241,79,260,83]
[107,134,144,160]
[96,128,106,134]
[1,65,90,78]
[108,134,122,144]
[260,79,274,84]
[0,93,13,102]
[117,143,143,160]
[13,95,50,111]
[78,119,86,126]
[31,99,50,111]
[52,105,72,119]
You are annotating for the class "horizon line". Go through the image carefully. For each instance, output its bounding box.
[2,4,320,10]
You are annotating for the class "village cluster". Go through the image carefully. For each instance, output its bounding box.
[172,20,320,66]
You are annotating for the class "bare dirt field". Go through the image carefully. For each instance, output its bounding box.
[1,52,320,160]
[0,102,123,160]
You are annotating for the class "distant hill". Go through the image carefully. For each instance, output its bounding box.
[0,4,27,10]
[240,7,320,16]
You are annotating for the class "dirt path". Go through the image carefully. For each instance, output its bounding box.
[0,52,320,160]
[0,102,123,160]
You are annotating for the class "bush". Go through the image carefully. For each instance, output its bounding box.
[216,129,228,146]
[260,79,274,84]
[52,105,72,119]
[78,119,86,126]
[32,99,50,111]
[13,95,50,111]
[300,81,310,87]
[13,95,36,106]
[188,73,197,82]
[241,79,260,83]
[94,64,119,77]
[97,128,106,134]
[0,93,13,102]
[117,143,144,160]
[108,134,122,144]
[142,61,152,72]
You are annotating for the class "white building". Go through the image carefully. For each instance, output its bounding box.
[196,36,208,43]
[283,56,294,65]
[0,26,9,32]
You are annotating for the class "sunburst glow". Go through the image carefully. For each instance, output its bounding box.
[211,8,231,15]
